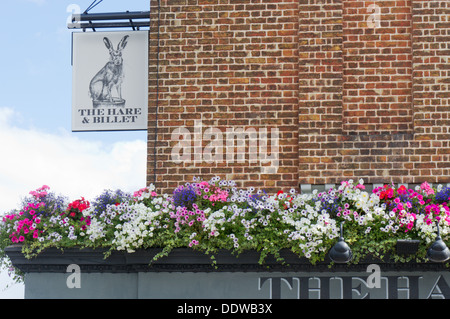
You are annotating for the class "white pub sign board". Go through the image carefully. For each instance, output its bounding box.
[71,31,148,131]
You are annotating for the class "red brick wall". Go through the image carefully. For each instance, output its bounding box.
[298,0,344,186]
[148,0,450,193]
[148,0,300,193]
[411,0,450,183]
[343,0,413,134]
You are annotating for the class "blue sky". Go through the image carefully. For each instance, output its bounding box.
[0,0,151,298]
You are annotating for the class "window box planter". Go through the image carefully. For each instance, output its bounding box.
[5,245,450,299]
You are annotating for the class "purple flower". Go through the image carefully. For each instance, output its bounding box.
[173,185,197,209]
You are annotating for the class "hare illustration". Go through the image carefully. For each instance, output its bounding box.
[89,35,129,106]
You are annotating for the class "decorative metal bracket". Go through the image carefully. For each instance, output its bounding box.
[67,11,150,32]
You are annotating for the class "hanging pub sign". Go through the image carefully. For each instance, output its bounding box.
[71,31,148,131]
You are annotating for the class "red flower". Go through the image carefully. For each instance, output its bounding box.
[397,185,407,195]
[67,197,90,220]
[275,190,293,209]
[379,186,394,200]
[68,197,90,212]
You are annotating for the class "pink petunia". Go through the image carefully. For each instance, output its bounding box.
[189,239,199,247]
[420,182,435,195]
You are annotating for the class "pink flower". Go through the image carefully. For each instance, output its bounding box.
[420,182,435,195]
[200,181,209,188]
[397,185,407,195]
[189,239,199,247]
[133,187,147,197]
[29,185,50,200]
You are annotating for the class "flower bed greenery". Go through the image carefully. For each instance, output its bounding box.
[1,177,450,282]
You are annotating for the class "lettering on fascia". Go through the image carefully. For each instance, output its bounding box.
[258,275,450,299]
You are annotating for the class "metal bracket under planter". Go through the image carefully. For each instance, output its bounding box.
[396,240,421,255]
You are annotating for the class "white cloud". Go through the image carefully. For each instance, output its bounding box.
[0,106,148,298]
[0,106,147,215]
